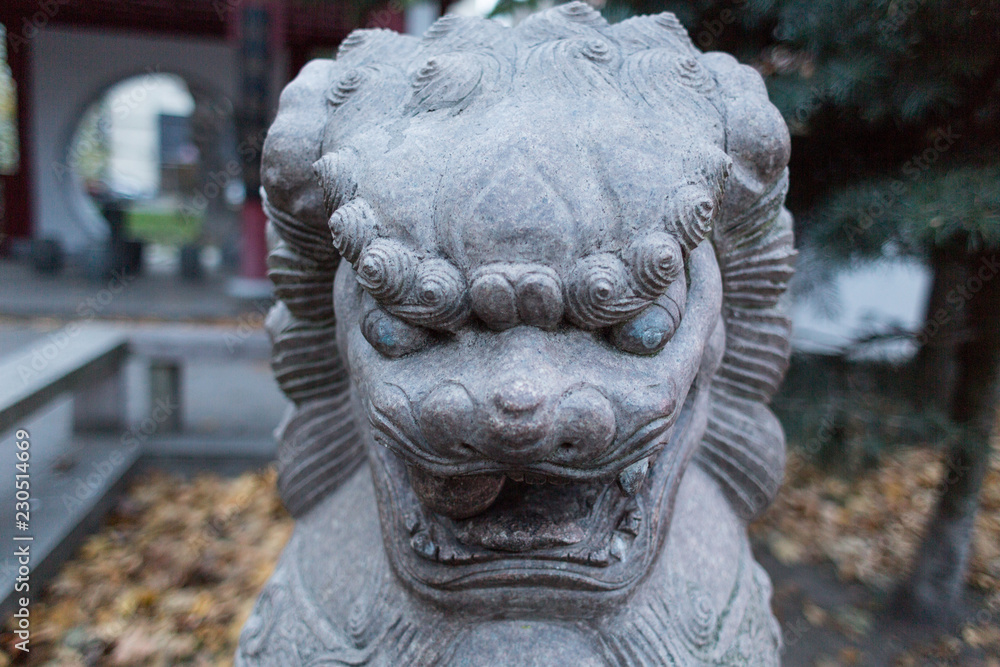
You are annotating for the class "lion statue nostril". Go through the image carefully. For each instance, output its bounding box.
[549,387,616,462]
[418,382,477,457]
[493,379,545,414]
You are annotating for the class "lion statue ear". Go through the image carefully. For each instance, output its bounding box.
[262,29,422,517]
[262,28,425,517]
[695,51,796,521]
[261,59,360,518]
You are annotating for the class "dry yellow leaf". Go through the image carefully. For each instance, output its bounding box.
[769,533,805,565]
[803,600,829,627]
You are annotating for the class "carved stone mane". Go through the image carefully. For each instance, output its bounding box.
[241,4,794,665]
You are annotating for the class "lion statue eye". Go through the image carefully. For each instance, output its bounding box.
[608,299,682,356]
[361,308,432,358]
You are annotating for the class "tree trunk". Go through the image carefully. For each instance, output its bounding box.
[893,249,1000,625]
[912,244,968,412]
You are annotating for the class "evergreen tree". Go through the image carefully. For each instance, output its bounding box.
[491,0,1000,625]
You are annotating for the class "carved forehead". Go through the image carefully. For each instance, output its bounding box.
[319,134,726,333]
[308,6,743,333]
[347,101,728,270]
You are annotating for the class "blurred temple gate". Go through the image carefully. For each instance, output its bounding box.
[0,0,406,280]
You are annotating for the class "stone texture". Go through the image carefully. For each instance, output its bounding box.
[239,4,795,664]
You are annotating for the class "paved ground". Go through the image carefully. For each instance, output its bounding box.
[0,320,47,357]
[0,257,269,322]
[759,546,998,666]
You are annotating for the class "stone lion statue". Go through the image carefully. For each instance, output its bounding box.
[238,4,794,665]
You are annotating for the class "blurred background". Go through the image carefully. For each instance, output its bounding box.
[0,1,997,665]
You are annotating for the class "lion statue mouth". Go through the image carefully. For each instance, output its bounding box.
[369,379,706,599]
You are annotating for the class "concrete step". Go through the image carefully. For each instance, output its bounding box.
[0,435,139,619]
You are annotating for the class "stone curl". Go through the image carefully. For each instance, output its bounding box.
[565,254,648,329]
[327,67,367,107]
[628,232,683,299]
[327,198,378,265]
[390,258,470,331]
[665,181,721,252]
[356,239,416,303]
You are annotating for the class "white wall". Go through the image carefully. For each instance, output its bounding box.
[30,27,239,253]
[103,75,194,198]
[790,259,932,359]
[405,1,440,36]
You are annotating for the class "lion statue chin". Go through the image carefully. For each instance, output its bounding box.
[238,4,795,665]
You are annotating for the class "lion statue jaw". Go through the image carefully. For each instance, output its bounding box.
[239,4,794,665]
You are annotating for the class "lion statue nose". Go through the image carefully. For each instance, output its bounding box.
[494,379,544,415]
[418,376,617,467]
[546,386,616,464]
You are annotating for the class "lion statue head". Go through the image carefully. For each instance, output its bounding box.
[239,4,793,664]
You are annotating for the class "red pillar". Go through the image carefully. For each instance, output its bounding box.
[365,4,405,31]
[0,19,34,253]
[240,197,268,279]
[230,2,273,297]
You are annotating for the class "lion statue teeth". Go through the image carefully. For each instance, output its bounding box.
[239,4,794,664]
